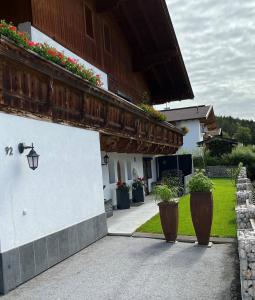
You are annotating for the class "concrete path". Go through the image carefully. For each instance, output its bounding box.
[107,195,158,235]
[1,236,237,300]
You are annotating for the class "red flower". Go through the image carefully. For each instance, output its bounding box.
[9,25,17,31]
[18,32,26,37]
[28,41,39,47]
[57,52,64,60]
[67,57,77,64]
[47,48,57,57]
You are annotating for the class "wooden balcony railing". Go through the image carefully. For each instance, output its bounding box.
[0,36,183,155]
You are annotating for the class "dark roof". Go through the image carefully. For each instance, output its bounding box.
[107,0,194,104]
[161,105,213,122]
[197,136,238,146]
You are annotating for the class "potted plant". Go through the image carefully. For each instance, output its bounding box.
[188,171,214,245]
[132,177,145,203]
[153,185,179,242]
[116,181,130,209]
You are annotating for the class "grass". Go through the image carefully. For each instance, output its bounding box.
[137,178,237,238]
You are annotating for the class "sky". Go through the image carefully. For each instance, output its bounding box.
[157,0,255,120]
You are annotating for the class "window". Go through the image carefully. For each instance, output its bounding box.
[127,160,132,180]
[200,123,205,133]
[143,158,152,179]
[108,159,115,184]
[84,4,94,39]
[104,24,111,53]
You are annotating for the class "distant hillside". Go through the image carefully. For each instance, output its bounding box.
[216,116,255,145]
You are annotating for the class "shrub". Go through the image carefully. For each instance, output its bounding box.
[227,162,243,185]
[204,151,222,166]
[116,181,130,192]
[132,177,144,190]
[193,156,205,169]
[153,185,179,203]
[224,146,255,165]
[138,104,167,122]
[188,171,213,193]
[161,175,183,196]
[203,146,255,180]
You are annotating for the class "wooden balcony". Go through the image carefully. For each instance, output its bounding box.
[0,36,183,155]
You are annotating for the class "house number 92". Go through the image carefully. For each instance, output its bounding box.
[5,147,13,156]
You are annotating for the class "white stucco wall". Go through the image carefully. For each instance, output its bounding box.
[101,153,157,206]
[30,26,108,90]
[0,112,104,253]
[148,157,157,191]
[177,120,203,154]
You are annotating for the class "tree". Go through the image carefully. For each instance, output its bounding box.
[216,116,255,145]
[234,126,252,145]
[222,131,230,139]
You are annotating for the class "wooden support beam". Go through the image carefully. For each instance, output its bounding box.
[117,4,144,50]
[95,0,118,13]
[95,0,128,13]
[151,89,184,101]
[133,49,177,72]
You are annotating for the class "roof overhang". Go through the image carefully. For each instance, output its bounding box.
[204,106,217,130]
[96,0,194,104]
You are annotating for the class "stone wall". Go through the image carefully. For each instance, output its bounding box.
[104,199,113,218]
[206,165,235,178]
[236,167,255,299]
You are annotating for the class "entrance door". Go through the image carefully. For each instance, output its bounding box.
[143,158,152,195]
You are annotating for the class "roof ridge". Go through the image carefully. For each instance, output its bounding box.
[161,105,207,112]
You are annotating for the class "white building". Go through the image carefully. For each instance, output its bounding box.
[161,105,218,154]
[0,0,193,294]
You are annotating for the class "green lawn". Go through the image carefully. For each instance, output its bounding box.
[137,178,237,237]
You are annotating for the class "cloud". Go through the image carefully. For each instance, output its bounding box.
[161,0,255,120]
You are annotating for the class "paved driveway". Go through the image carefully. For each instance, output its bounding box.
[1,237,237,300]
[107,195,158,235]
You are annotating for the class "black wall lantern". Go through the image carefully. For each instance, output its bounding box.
[18,143,40,170]
[101,154,109,166]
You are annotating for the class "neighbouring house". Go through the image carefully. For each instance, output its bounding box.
[0,0,193,293]
[203,128,222,141]
[197,136,238,156]
[161,105,218,154]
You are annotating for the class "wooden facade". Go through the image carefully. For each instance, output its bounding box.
[0,37,182,154]
[0,0,194,105]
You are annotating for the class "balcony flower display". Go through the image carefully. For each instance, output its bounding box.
[0,20,103,87]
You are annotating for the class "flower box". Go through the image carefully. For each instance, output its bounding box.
[116,182,130,209]
[132,186,144,203]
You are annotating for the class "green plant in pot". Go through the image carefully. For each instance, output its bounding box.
[153,185,179,242]
[116,181,130,209]
[188,171,214,245]
[132,177,145,203]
